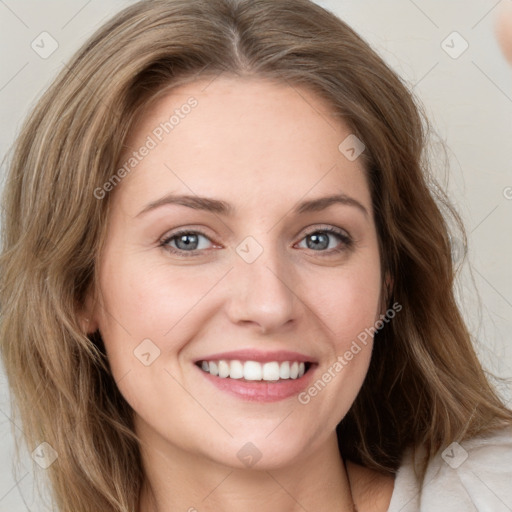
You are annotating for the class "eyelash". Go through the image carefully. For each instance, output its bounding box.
[159,226,353,258]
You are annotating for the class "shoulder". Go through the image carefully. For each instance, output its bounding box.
[387,426,512,512]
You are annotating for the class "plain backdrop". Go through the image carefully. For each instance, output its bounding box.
[1,0,511,510]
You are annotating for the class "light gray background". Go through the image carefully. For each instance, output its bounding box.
[1,0,511,510]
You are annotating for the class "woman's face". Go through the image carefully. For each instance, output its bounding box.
[89,76,386,469]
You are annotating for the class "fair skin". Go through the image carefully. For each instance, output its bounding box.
[86,76,394,512]
[496,1,512,64]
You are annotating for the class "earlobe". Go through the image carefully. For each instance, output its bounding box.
[79,290,100,334]
[78,313,99,335]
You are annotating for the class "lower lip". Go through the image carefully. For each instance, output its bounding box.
[196,364,317,402]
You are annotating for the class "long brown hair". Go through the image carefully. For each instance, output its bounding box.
[1,0,511,510]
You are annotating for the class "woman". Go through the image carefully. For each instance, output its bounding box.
[1,0,511,511]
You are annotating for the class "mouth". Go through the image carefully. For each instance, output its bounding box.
[195,359,314,382]
[193,351,318,402]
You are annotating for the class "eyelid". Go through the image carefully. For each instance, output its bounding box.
[299,223,351,239]
[159,224,217,243]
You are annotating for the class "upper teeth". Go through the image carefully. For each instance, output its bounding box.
[200,360,306,381]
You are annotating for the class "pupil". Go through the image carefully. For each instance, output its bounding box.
[308,232,328,250]
[177,234,198,250]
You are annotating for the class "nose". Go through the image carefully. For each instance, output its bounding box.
[225,241,297,333]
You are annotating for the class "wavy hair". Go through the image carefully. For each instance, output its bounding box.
[1,0,511,510]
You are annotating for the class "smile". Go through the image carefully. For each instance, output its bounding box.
[197,360,310,381]
[194,356,317,402]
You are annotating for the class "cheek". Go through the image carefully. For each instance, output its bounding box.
[94,258,194,416]
[95,253,223,378]
[311,254,383,349]
[98,253,216,337]
[295,278,379,439]
[301,249,382,402]
[320,277,380,332]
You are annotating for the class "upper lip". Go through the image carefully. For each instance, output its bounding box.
[194,349,317,364]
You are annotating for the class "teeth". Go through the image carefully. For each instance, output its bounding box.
[199,359,309,381]
[279,361,290,379]
[218,360,230,378]
[244,361,262,381]
[290,362,299,379]
[229,360,244,379]
[209,361,218,376]
[262,362,280,381]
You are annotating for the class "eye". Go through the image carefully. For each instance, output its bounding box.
[296,227,353,253]
[160,230,214,255]
[159,226,353,258]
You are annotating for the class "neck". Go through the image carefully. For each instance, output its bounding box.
[137,426,355,512]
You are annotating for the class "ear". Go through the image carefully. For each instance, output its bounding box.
[78,289,100,335]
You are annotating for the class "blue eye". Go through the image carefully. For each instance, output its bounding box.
[297,228,352,253]
[161,231,213,255]
[160,226,352,257]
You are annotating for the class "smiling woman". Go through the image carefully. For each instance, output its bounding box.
[1,1,512,512]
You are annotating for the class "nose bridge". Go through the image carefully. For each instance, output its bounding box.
[227,233,297,331]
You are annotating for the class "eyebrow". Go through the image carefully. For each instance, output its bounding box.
[136,193,369,218]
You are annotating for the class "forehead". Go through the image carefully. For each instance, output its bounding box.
[115,76,372,215]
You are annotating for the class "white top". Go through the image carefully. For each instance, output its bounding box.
[387,426,512,511]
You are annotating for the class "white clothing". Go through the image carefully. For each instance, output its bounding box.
[387,427,512,511]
